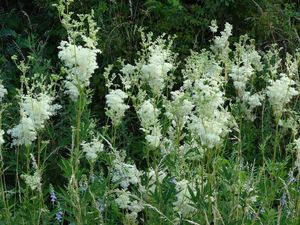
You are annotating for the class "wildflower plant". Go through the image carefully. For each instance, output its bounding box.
[1,2,300,225]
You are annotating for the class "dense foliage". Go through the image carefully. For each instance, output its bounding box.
[0,0,300,224]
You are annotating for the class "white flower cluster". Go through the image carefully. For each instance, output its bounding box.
[105,89,129,125]
[8,93,60,146]
[115,191,144,223]
[294,138,300,171]
[266,73,298,118]
[173,179,196,216]
[21,93,61,129]
[162,91,194,155]
[111,158,142,189]
[189,111,231,149]
[21,154,41,191]
[0,81,7,146]
[141,44,173,95]
[0,130,5,146]
[21,170,42,191]
[183,52,232,149]
[137,100,161,148]
[242,92,264,121]
[243,92,263,109]
[164,91,194,130]
[209,20,218,33]
[8,116,37,146]
[81,137,104,162]
[210,22,232,59]
[0,82,7,103]
[58,41,100,101]
[230,65,254,97]
[229,39,262,99]
[147,168,167,193]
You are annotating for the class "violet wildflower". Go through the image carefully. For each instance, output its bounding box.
[50,190,57,204]
[56,210,63,222]
[280,192,287,207]
[97,199,105,213]
[170,177,177,185]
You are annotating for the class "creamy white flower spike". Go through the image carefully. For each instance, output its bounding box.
[81,137,104,162]
[137,99,161,148]
[173,179,196,216]
[8,91,60,146]
[294,138,300,171]
[8,115,37,146]
[141,44,173,95]
[111,158,142,189]
[58,41,100,101]
[266,73,298,118]
[182,51,232,150]
[0,82,7,103]
[105,89,129,125]
[211,22,232,59]
[21,170,41,191]
[0,130,5,146]
[115,190,144,223]
[147,168,167,193]
[21,93,61,129]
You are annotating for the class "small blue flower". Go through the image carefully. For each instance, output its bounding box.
[50,191,57,204]
[97,199,105,213]
[56,211,63,222]
[246,210,257,220]
[287,176,296,185]
[259,207,265,214]
[280,192,287,207]
[170,177,177,185]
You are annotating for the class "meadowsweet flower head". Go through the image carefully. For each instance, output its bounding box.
[105,89,129,125]
[137,100,159,128]
[0,82,7,103]
[209,20,218,33]
[115,190,144,223]
[8,115,37,146]
[183,51,232,149]
[137,99,162,147]
[81,136,104,162]
[211,22,232,60]
[141,44,173,95]
[21,170,41,191]
[266,73,298,118]
[164,90,194,128]
[294,138,300,171]
[0,130,5,146]
[173,179,196,216]
[115,191,131,209]
[21,93,61,129]
[242,92,264,121]
[147,168,167,192]
[111,154,142,189]
[229,64,254,97]
[58,41,100,101]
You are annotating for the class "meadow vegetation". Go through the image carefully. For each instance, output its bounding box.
[0,0,300,224]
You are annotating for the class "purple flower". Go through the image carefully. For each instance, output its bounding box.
[280,192,287,207]
[97,199,105,213]
[56,211,63,222]
[170,177,177,185]
[287,175,296,185]
[50,191,57,204]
